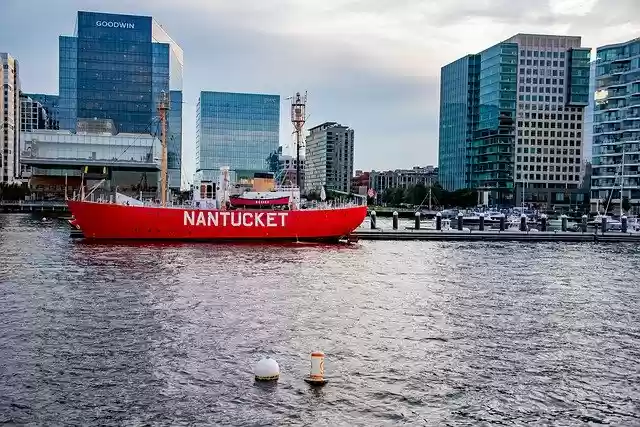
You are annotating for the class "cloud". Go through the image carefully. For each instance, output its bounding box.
[1,0,639,183]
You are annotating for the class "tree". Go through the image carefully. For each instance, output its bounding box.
[391,187,405,206]
[381,188,394,205]
[266,151,279,174]
[406,183,428,206]
[0,183,31,201]
[622,196,631,213]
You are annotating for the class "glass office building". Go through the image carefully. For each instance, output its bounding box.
[58,11,183,188]
[438,54,478,191]
[22,93,60,130]
[469,42,517,203]
[439,44,516,202]
[439,34,591,207]
[591,38,640,213]
[195,91,280,184]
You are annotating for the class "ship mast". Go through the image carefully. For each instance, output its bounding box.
[291,92,307,189]
[158,91,170,207]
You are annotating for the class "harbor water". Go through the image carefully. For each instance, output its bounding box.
[1,214,639,425]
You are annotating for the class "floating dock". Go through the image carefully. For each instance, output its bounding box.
[352,229,640,243]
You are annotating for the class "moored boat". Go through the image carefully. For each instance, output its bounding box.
[66,91,367,242]
[67,200,366,241]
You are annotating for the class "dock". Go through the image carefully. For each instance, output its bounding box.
[0,200,69,213]
[352,229,640,243]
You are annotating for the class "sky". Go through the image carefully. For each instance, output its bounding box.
[1,0,638,184]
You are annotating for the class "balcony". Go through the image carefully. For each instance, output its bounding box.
[611,65,632,75]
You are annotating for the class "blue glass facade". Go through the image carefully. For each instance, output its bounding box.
[591,38,640,210]
[196,92,280,182]
[469,42,517,200]
[23,93,60,130]
[438,55,478,191]
[439,43,516,200]
[567,48,591,106]
[58,11,183,188]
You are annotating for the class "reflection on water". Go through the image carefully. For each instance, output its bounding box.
[1,214,639,425]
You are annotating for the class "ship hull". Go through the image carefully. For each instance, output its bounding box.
[67,201,367,241]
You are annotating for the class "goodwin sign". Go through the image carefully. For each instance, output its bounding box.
[95,21,135,29]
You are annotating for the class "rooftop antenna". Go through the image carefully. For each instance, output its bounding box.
[290,91,307,189]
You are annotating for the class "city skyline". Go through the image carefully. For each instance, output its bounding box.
[1,0,638,184]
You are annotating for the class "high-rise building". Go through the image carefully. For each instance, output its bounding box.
[194,91,280,188]
[58,11,183,189]
[591,38,640,214]
[1,53,20,183]
[438,55,478,191]
[509,34,590,208]
[21,94,60,131]
[583,61,596,165]
[304,122,354,193]
[438,34,590,207]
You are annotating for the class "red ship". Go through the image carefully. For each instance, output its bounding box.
[66,92,367,242]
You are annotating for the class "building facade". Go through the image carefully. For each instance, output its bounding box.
[1,53,20,184]
[439,55,478,191]
[21,94,59,132]
[277,154,304,187]
[195,91,280,188]
[438,34,590,208]
[304,122,354,193]
[368,166,438,194]
[591,38,640,214]
[21,94,60,131]
[583,61,596,165]
[58,11,183,189]
[508,34,589,208]
[21,118,160,199]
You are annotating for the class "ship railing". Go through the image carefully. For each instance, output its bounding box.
[302,199,363,210]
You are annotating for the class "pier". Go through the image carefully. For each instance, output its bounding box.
[0,200,69,213]
[352,229,640,243]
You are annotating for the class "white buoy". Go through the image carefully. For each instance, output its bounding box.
[254,356,280,382]
[304,351,328,386]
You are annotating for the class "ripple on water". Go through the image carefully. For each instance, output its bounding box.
[0,214,639,426]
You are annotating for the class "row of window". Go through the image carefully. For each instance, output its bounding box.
[518,147,581,155]
[519,122,582,129]
[518,130,582,139]
[521,50,566,59]
[518,139,582,148]
[519,104,580,112]
[521,84,565,93]
[517,156,581,164]
[518,95,564,103]
[518,164,580,172]
[520,59,566,68]
[516,173,580,182]
[521,112,582,120]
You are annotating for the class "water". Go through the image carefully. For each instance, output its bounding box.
[1,214,639,426]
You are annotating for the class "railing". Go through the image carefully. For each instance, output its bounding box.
[0,200,68,207]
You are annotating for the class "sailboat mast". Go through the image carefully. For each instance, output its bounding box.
[620,143,625,215]
[296,129,301,189]
[291,91,307,190]
[158,91,170,208]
